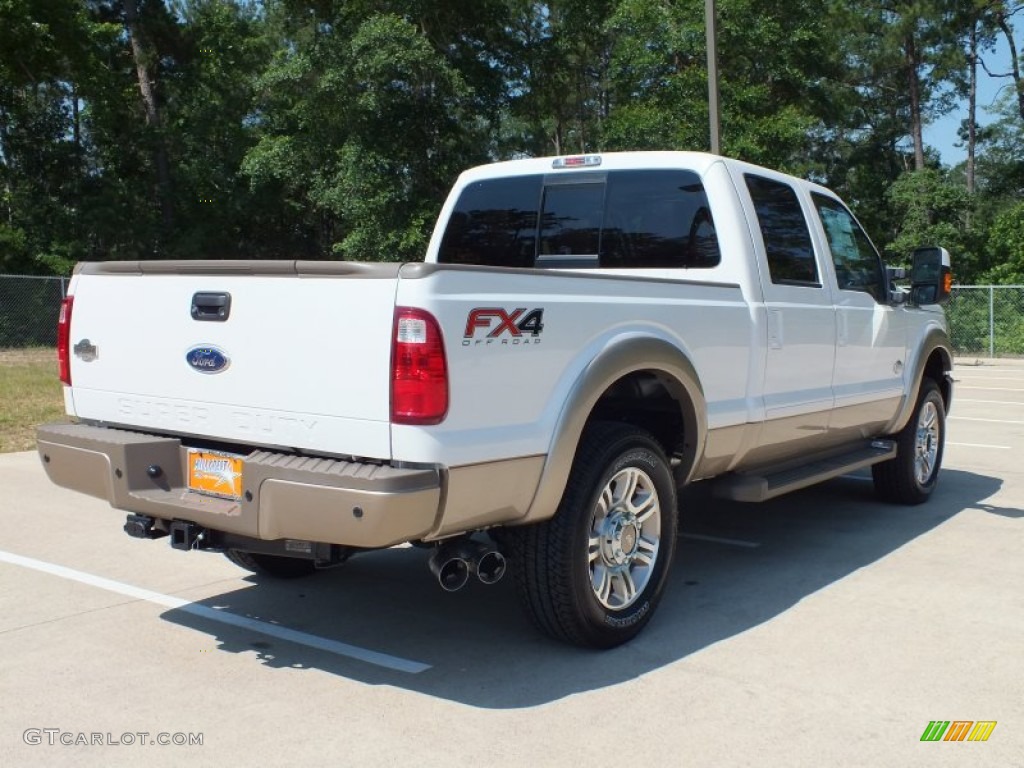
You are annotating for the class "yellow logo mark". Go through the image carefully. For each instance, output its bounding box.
[967,721,997,742]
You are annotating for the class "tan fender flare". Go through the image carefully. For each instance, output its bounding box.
[885,325,953,435]
[517,335,706,525]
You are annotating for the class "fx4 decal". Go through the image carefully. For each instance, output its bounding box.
[463,308,544,346]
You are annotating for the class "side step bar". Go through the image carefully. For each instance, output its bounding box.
[713,440,897,502]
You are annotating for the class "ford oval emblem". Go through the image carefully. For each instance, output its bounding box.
[186,346,230,374]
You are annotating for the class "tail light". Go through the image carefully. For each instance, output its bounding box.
[391,307,448,425]
[57,295,74,385]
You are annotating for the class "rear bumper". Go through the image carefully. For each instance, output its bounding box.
[37,423,442,548]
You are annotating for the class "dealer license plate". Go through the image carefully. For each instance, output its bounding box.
[187,449,244,500]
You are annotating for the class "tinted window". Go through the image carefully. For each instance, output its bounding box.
[539,181,604,260]
[438,169,720,269]
[812,193,885,301]
[602,170,720,269]
[745,175,818,285]
[438,175,541,267]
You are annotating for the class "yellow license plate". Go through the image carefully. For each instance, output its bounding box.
[187,449,244,500]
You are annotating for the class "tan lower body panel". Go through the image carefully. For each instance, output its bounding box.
[698,396,902,478]
[37,423,442,548]
[256,479,439,547]
[694,423,754,479]
[828,396,902,438]
[428,455,545,539]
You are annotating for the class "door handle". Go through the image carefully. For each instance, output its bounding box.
[190,292,231,322]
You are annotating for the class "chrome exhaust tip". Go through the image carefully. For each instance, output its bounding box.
[476,549,506,585]
[428,549,470,592]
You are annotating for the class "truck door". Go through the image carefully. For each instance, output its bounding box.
[809,194,907,435]
[741,173,836,449]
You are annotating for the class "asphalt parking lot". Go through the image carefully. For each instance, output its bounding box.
[1,359,1022,767]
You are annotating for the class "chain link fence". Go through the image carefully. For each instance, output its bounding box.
[0,274,1023,356]
[0,275,68,348]
[947,286,1024,358]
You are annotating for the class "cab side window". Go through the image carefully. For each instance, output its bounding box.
[744,174,819,286]
[812,193,885,302]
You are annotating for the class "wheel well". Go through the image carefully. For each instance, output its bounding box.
[923,350,951,409]
[587,371,692,468]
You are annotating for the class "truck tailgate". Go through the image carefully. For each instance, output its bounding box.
[65,261,398,459]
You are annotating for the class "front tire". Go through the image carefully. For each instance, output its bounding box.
[224,549,317,578]
[872,378,946,505]
[508,422,678,648]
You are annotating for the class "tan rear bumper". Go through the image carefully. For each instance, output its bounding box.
[36,423,442,548]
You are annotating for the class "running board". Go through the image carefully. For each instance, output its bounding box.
[712,440,897,503]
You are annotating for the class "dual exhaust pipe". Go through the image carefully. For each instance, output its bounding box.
[428,539,506,592]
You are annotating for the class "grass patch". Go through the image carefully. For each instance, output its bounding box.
[0,347,67,453]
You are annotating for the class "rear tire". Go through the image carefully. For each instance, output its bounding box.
[872,378,945,505]
[507,422,678,648]
[224,549,317,578]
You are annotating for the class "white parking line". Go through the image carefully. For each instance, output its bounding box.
[956,398,1024,405]
[954,387,1024,393]
[0,550,431,675]
[947,441,1011,450]
[953,375,1024,381]
[950,416,1024,425]
[680,533,761,548]
[953,366,1024,372]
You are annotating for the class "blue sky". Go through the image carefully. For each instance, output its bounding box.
[923,29,1021,166]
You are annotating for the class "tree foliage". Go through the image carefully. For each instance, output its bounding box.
[885,167,973,265]
[0,0,1022,278]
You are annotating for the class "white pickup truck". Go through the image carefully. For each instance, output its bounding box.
[38,151,954,648]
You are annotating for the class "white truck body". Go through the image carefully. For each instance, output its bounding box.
[39,151,954,647]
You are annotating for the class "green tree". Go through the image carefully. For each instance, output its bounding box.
[599,0,851,175]
[977,1,1024,123]
[162,0,279,258]
[981,202,1024,282]
[503,0,615,156]
[244,2,506,261]
[601,0,707,152]
[974,91,1024,198]
[0,0,1016,279]
[0,0,110,272]
[886,168,976,276]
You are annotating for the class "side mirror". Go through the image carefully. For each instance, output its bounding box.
[910,246,952,305]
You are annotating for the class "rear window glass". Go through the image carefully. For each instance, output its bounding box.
[438,175,541,268]
[539,182,604,260]
[438,169,720,269]
[602,171,719,269]
[744,174,819,286]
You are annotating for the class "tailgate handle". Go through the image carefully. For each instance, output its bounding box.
[191,292,231,322]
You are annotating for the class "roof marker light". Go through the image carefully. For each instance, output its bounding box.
[552,154,602,169]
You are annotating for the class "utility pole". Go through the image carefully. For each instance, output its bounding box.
[705,0,721,154]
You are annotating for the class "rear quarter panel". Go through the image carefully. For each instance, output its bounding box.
[391,265,755,468]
